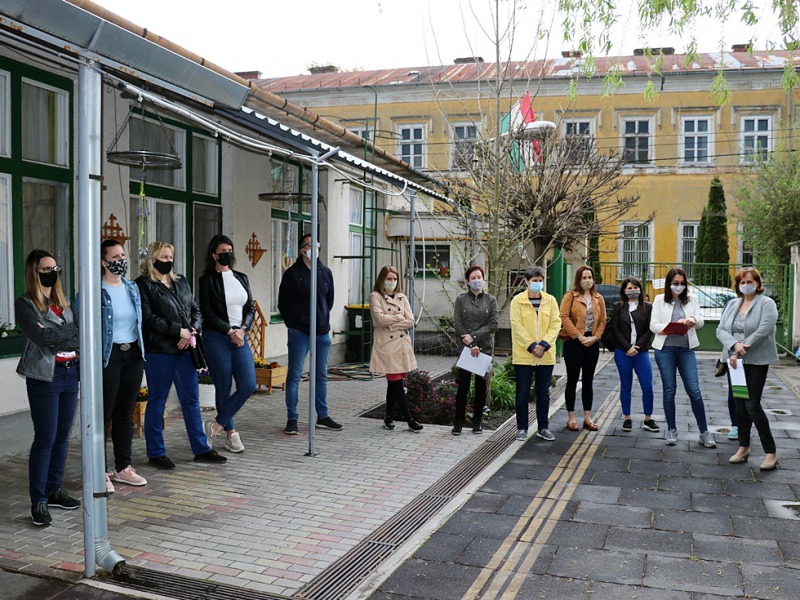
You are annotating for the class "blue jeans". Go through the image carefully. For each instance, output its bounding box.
[286,328,331,421]
[27,365,79,504]
[204,330,257,431]
[514,364,554,431]
[614,349,654,417]
[143,352,211,458]
[654,346,708,432]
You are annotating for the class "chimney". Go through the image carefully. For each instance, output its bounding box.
[633,47,675,56]
[454,56,484,64]
[234,70,262,81]
[731,44,750,52]
[561,50,582,59]
[309,65,338,74]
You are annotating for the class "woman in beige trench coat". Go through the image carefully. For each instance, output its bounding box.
[369,266,423,432]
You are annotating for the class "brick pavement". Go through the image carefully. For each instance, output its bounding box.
[0,355,490,597]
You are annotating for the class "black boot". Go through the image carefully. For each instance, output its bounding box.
[452,420,463,436]
[384,384,396,430]
[392,379,423,433]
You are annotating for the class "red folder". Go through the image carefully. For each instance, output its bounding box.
[660,321,691,336]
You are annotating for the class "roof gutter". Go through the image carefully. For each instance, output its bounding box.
[64,0,448,194]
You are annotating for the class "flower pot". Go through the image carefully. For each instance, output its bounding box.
[199,384,216,411]
[256,365,287,395]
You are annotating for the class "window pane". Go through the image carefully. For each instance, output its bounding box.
[192,135,218,195]
[193,203,221,291]
[0,175,11,322]
[129,115,186,189]
[22,179,71,294]
[154,200,186,275]
[0,72,8,158]
[271,219,290,314]
[349,232,363,305]
[349,187,364,225]
[22,81,67,166]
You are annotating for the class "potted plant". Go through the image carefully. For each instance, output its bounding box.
[254,358,287,395]
[198,369,216,410]
[0,322,23,358]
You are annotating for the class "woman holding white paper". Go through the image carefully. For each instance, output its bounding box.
[650,267,715,448]
[716,267,779,470]
[452,265,499,435]
[369,266,423,432]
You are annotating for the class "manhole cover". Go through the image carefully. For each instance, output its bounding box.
[765,409,791,416]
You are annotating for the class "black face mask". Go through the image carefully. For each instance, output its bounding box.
[216,252,233,267]
[153,260,174,275]
[38,271,59,288]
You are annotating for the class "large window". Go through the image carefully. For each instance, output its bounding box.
[681,117,711,164]
[0,175,12,323]
[619,222,651,280]
[678,221,699,278]
[740,116,771,162]
[129,196,187,275]
[22,179,72,294]
[398,124,426,169]
[22,79,68,166]
[348,186,376,305]
[192,203,222,290]
[621,118,651,164]
[414,244,450,278]
[563,119,593,164]
[192,134,219,195]
[129,114,186,189]
[452,123,477,171]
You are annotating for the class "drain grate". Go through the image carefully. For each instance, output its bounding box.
[299,377,567,600]
[108,564,292,600]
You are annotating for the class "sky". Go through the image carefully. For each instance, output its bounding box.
[94,0,787,78]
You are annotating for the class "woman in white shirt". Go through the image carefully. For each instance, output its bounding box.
[199,235,257,453]
[650,267,715,448]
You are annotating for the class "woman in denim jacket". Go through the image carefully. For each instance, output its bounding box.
[16,249,81,527]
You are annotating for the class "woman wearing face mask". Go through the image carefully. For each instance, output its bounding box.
[650,267,715,448]
[607,276,658,433]
[369,266,423,432]
[135,241,226,469]
[559,265,606,431]
[16,250,81,526]
[198,235,256,454]
[99,239,147,492]
[452,265,499,435]
[716,267,779,470]
[510,265,562,442]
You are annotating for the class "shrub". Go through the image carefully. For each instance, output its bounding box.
[405,370,457,425]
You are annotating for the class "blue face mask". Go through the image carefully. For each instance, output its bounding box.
[529,281,544,294]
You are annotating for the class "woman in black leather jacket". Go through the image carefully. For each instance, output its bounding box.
[16,249,81,526]
[607,276,658,434]
[135,241,225,469]
[198,234,256,454]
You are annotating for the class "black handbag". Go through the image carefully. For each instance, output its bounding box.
[714,359,728,377]
[189,333,207,371]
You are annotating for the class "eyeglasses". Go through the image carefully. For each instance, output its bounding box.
[38,265,62,274]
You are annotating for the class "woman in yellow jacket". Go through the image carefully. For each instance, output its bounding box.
[511,265,562,442]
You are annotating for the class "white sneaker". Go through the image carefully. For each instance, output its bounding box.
[105,473,115,494]
[111,465,147,486]
[224,432,245,453]
[699,431,717,448]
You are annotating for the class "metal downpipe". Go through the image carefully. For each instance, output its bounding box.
[78,60,124,576]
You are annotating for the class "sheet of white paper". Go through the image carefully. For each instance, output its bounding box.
[728,360,747,387]
[456,346,493,377]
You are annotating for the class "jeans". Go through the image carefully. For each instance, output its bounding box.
[732,363,776,453]
[455,367,487,423]
[614,348,654,417]
[563,339,600,412]
[143,352,210,458]
[27,364,79,504]
[654,346,708,432]
[286,328,331,421]
[103,343,144,472]
[203,330,257,431]
[514,364,554,431]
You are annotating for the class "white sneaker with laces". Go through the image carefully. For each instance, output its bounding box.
[111,465,147,486]
[225,432,245,453]
[105,473,115,494]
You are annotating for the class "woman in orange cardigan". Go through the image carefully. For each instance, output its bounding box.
[559,265,606,431]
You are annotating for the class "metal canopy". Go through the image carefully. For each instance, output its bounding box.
[0,0,249,108]
[220,106,451,203]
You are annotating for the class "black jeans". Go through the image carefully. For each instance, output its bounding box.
[733,363,776,453]
[563,338,600,412]
[455,367,487,424]
[103,343,144,472]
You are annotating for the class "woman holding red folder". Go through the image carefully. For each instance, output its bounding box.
[650,267,715,448]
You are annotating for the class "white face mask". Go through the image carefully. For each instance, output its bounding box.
[580,279,593,290]
[670,284,686,295]
[468,279,484,291]
[384,280,397,292]
[625,289,641,299]
[739,283,757,296]
[302,243,320,261]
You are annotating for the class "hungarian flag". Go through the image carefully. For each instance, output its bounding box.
[501,91,542,164]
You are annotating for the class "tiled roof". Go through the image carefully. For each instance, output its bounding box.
[258,51,799,92]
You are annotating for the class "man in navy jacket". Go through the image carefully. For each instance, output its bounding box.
[278,234,342,434]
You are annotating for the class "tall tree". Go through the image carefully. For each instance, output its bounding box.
[694,176,730,286]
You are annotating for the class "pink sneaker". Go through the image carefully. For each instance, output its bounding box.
[105,473,115,494]
[111,466,147,487]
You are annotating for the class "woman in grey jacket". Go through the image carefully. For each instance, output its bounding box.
[452,265,499,435]
[716,267,779,471]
